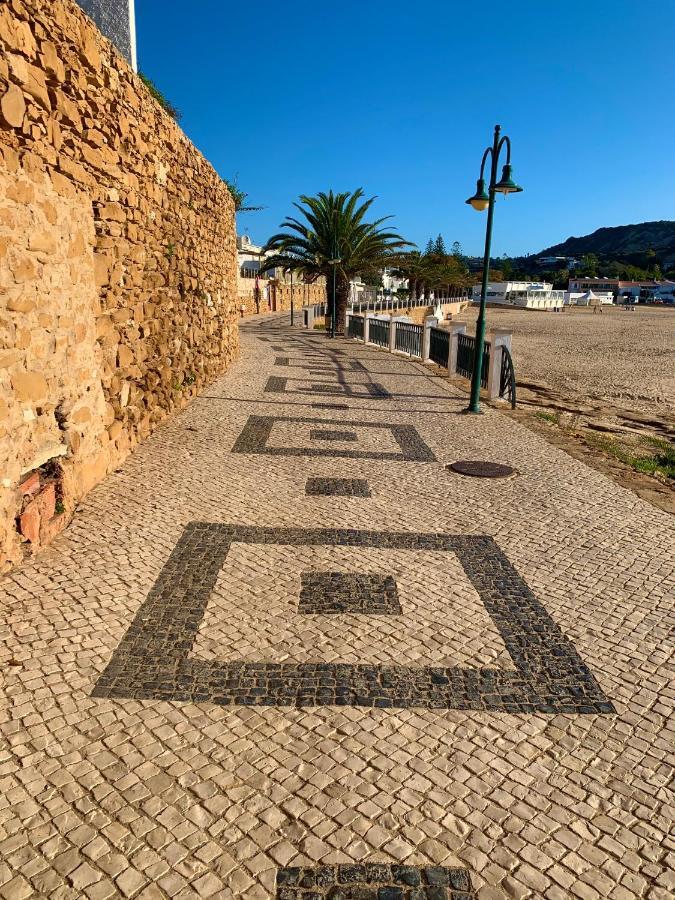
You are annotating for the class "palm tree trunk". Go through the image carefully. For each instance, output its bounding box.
[335,275,351,332]
[410,277,417,306]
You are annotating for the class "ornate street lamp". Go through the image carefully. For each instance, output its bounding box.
[465,124,523,413]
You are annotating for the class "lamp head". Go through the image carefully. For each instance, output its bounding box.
[494,163,523,195]
[465,178,490,211]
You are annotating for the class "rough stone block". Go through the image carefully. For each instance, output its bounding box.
[0,83,26,128]
[12,371,49,402]
[19,500,40,544]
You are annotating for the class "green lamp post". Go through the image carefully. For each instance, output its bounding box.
[327,254,341,339]
[465,124,523,413]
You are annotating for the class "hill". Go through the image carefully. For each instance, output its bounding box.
[538,220,675,269]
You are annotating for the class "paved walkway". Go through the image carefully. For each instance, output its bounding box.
[1,314,673,899]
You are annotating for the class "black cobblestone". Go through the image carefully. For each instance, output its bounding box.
[310,430,359,442]
[306,478,371,497]
[275,866,475,898]
[311,403,350,410]
[299,572,401,614]
[264,376,391,399]
[92,524,615,714]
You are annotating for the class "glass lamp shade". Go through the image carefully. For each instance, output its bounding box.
[494,164,523,194]
[465,178,490,211]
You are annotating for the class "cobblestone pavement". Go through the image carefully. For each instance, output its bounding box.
[1,314,673,899]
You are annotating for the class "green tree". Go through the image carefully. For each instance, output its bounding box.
[262,189,410,330]
[579,253,600,276]
[222,177,263,213]
[433,234,447,255]
[424,238,435,256]
[392,250,431,304]
[451,241,464,260]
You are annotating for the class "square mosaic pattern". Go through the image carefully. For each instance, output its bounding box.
[92,524,615,713]
[265,376,390,399]
[299,572,401,615]
[310,429,359,442]
[275,357,366,373]
[305,477,371,497]
[275,864,475,899]
[232,416,436,462]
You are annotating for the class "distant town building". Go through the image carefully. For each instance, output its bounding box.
[75,0,137,70]
[568,277,675,303]
[536,255,581,269]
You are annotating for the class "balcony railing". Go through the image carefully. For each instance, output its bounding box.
[429,327,449,367]
[457,333,489,388]
[394,322,423,357]
[369,318,390,348]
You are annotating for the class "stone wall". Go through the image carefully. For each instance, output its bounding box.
[0,0,238,570]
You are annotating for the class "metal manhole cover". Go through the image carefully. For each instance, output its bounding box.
[446,460,516,478]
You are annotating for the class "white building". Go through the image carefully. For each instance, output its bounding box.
[472,281,566,309]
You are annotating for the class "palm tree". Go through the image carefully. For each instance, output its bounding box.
[262,190,411,331]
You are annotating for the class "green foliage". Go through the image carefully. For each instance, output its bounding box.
[501,257,514,279]
[139,73,181,121]
[586,433,675,480]
[451,241,464,260]
[223,177,263,213]
[164,242,175,259]
[393,243,471,301]
[433,234,447,255]
[534,410,558,424]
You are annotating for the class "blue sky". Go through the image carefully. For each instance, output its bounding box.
[136,0,675,257]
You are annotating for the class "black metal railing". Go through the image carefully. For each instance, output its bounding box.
[369,318,390,348]
[457,333,489,388]
[394,322,423,357]
[499,345,516,408]
[429,327,449,367]
[348,315,364,339]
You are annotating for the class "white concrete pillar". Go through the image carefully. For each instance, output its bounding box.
[487,329,512,399]
[448,324,467,375]
[422,316,439,362]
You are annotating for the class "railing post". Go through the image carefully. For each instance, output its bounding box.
[448,324,467,375]
[345,311,352,336]
[487,329,512,399]
[364,313,374,344]
[422,316,439,362]
[389,317,397,353]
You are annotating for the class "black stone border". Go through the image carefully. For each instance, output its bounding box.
[276,864,475,898]
[232,416,436,462]
[92,524,615,713]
